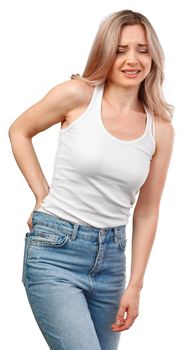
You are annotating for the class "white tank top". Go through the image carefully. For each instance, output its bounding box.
[37,83,156,228]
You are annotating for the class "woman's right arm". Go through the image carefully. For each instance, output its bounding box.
[8,79,89,226]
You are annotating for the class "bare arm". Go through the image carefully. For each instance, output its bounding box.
[112,117,175,332]
[8,79,90,202]
[128,118,175,291]
[9,134,50,202]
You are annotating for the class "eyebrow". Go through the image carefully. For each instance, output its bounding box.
[118,44,148,48]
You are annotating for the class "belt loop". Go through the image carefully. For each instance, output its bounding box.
[71,223,79,240]
[113,228,119,243]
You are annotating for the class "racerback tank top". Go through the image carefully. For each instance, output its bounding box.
[37,83,156,228]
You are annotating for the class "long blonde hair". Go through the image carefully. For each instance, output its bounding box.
[71,10,174,121]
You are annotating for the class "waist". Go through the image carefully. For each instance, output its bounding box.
[31,210,126,242]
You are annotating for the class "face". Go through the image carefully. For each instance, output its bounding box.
[107,24,152,88]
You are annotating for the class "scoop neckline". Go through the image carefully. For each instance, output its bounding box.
[98,83,149,145]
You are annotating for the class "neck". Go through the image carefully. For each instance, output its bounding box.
[104,81,143,113]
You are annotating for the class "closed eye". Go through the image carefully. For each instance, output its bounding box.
[116,49,149,54]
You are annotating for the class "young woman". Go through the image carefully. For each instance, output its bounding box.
[8,9,174,350]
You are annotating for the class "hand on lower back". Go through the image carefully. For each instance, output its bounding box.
[27,200,43,231]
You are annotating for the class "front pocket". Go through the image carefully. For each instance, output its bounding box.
[28,226,70,247]
[117,238,127,250]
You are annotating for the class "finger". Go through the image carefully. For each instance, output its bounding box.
[111,326,125,332]
[112,318,125,326]
[27,222,32,232]
[124,311,138,329]
[112,313,136,332]
[111,318,126,332]
[112,305,126,326]
[111,321,132,332]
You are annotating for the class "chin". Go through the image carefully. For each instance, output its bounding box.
[119,80,141,88]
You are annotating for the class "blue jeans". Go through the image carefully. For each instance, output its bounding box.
[22,210,127,350]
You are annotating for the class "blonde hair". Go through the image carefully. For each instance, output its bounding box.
[71,10,174,121]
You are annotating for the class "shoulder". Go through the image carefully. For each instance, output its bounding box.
[66,79,95,98]
[48,79,95,113]
[154,116,175,154]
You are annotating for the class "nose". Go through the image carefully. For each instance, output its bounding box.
[124,50,138,66]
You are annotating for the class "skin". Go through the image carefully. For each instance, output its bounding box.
[105,24,152,112]
[8,24,174,333]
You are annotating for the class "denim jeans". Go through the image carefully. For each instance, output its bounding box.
[22,210,127,350]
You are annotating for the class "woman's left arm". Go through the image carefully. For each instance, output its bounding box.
[112,118,175,332]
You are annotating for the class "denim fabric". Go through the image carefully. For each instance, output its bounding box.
[22,210,127,350]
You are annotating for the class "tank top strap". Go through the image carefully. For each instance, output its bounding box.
[143,103,156,140]
[151,111,156,140]
[94,83,104,108]
[85,84,101,113]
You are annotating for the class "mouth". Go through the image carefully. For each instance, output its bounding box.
[121,70,141,78]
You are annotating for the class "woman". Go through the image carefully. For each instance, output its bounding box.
[8,9,174,350]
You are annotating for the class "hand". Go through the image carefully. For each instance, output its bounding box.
[27,200,43,231]
[111,286,141,332]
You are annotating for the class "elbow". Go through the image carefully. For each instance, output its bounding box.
[8,120,19,137]
[8,124,19,139]
[8,125,15,139]
[8,124,30,140]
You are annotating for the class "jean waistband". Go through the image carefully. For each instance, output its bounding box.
[32,210,126,242]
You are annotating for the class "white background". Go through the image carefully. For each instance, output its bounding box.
[1,0,188,349]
